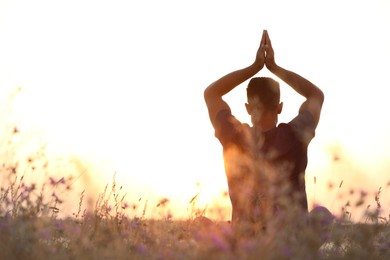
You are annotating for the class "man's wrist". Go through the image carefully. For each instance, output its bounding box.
[251,61,264,72]
[268,63,280,74]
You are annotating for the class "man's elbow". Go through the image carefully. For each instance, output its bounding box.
[317,88,325,105]
[204,87,209,99]
[311,87,324,105]
[204,86,214,104]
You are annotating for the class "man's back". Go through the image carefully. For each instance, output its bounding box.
[214,109,316,225]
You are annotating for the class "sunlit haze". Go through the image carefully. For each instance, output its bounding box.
[1,0,390,220]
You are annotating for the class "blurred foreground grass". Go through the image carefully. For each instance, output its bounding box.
[1,164,390,259]
[1,95,390,259]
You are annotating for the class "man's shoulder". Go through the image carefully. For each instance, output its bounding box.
[214,110,242,145]
[215,109,248,128]
[214,109,253,149]
[288,110,315,127]
[285,110,316,144]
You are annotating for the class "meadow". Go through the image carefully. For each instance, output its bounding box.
[1,121,390,259]
[2,157,390,259]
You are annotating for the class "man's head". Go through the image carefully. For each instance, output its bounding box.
[245,77,283,126]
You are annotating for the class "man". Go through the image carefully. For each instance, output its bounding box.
[204,30,325,233]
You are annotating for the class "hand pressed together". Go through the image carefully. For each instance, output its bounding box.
[263,30,277,71]
[255,30,277,72]
[254,30,266,69]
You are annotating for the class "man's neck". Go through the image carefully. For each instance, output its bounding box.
[253,113,277,132]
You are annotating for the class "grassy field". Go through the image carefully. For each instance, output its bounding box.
[1,216,390,260]
[1,166,390,260]
[1,121,390,259]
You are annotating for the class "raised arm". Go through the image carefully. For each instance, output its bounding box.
[264,30,324,127]
[204,31,267,127]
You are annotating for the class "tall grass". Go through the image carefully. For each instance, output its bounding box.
[1,145,390,259]
[1,95,390,259]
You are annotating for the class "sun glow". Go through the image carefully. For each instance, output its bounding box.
[1,0,390,221]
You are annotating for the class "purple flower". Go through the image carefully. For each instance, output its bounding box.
[282,245,293,257]
[210,233,230,251]
[49,177,56,186]
[122,202,129,209]
[137,243,147,254]
[39,229,51,240]
[54,220,64,231]
[240,239,257,252]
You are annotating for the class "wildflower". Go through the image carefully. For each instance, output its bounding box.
[355,199,365,207]
[39,228,51,240]
[10,166,17,174]
[59,177,65,184]
[49,177,56,186]
[282,245,294,257]
[136,243,148,255]
[131,220,139,229]
[0,218,10,231]
[121,228,130,238]
[72,225,81,235]
[240,239,257,252]
[122,202,129,209]
[51,192,63,204]
[156,198,169,207]
[220,223,233,239]
[20,190,29,201]
[54,219,64,231]
[210,233,230,251]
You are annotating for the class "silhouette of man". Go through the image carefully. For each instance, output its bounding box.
[204,30,326,234]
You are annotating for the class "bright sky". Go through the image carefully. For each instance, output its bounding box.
[1,0,390,221]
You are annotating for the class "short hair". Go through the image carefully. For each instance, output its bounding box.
[247,77,280,111]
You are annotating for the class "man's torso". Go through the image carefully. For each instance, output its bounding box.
[214,109,316,223]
